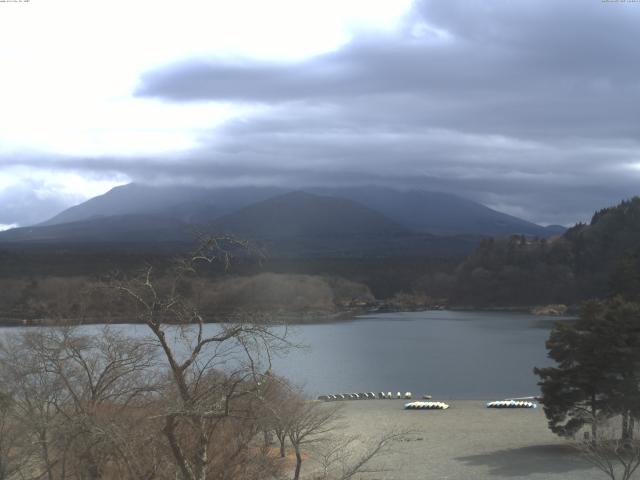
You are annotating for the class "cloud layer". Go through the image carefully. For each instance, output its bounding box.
[4,0,640,226]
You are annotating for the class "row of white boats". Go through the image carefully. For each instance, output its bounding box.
[318,392,418,401]
[485,400,538,409]
[317,393,538,410]
[403,400,538,410]
[404,401,450,410]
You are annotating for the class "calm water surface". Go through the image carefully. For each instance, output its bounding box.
[2,310,566,400]
[270,310,564,400]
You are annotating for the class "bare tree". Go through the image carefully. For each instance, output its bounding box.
[287,400,344,480]
[575,415,640,480]
[39,327,160,480]
[256,374,299,458]
[311,429,411,480]
[0,390,31,480]
[285,396,413,480]
[0,330,66,480]
[0,327,164,480]
[111,236,290,480]
[0,236,404,480]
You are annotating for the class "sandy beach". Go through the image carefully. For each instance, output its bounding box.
[319,400,607,480]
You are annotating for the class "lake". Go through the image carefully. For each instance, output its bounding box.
[0,310,566,400]
[270,310,564,400]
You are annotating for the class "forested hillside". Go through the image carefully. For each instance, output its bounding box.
[451,197,640,306]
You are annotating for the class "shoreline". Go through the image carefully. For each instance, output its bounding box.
[0,303,576,327]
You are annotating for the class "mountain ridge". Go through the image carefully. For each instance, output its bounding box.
[212,191,409,239]
[36,183,562,238]
[0,190,481,257]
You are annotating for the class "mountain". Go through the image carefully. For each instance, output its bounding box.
[41,184,288,226]
[209,191,470,256]
[312,186,557,237]
[0,215,192,244]
[38,183,561,238]
[0,191,480,257]
[213,191,408,239]
[1,183,565,258]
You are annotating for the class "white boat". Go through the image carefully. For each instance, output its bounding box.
[404,401,449,410]
[486,400,537,409]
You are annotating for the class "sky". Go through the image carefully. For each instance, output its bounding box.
[1,0,639,229]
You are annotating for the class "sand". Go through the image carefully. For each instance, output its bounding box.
[317,400,609,480]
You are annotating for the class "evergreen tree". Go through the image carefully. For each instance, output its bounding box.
[535,299,640,441]
[610,251,640,302]
[602,299,640,441]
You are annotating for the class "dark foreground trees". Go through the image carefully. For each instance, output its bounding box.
[535,298,640,442]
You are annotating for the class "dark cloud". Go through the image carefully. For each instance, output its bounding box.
[7,0,640,226]
[136,0,640,138]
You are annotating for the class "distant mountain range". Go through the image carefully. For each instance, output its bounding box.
[0,184,565,257]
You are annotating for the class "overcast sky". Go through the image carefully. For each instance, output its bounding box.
[1,0,639,229]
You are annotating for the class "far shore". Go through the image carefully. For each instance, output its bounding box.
[0,303,578,328]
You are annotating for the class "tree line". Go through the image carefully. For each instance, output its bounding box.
[451,197,640,307]
[0,273,375,326]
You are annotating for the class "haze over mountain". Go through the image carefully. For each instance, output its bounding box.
[0,184,565,257]
[0,215,191,245]
[38,183,561,235]
[209,191,478,257]
[41,184,288,227]
[212,191,407,239]
[310,186,565,237]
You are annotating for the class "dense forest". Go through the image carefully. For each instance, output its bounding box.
[451,197,640,307]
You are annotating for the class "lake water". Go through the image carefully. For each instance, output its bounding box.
[0,310,566,400]
[270,310,563,400]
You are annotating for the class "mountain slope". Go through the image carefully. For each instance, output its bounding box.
[42,184,288,226]
[213,191,408,239]
[208,191,453,256]
[312,186,556,237]
[39,183,561,238]
[0,191,480,257]
[0,215,192,244]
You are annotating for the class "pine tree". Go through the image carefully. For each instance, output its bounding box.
[534,299,640,441]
